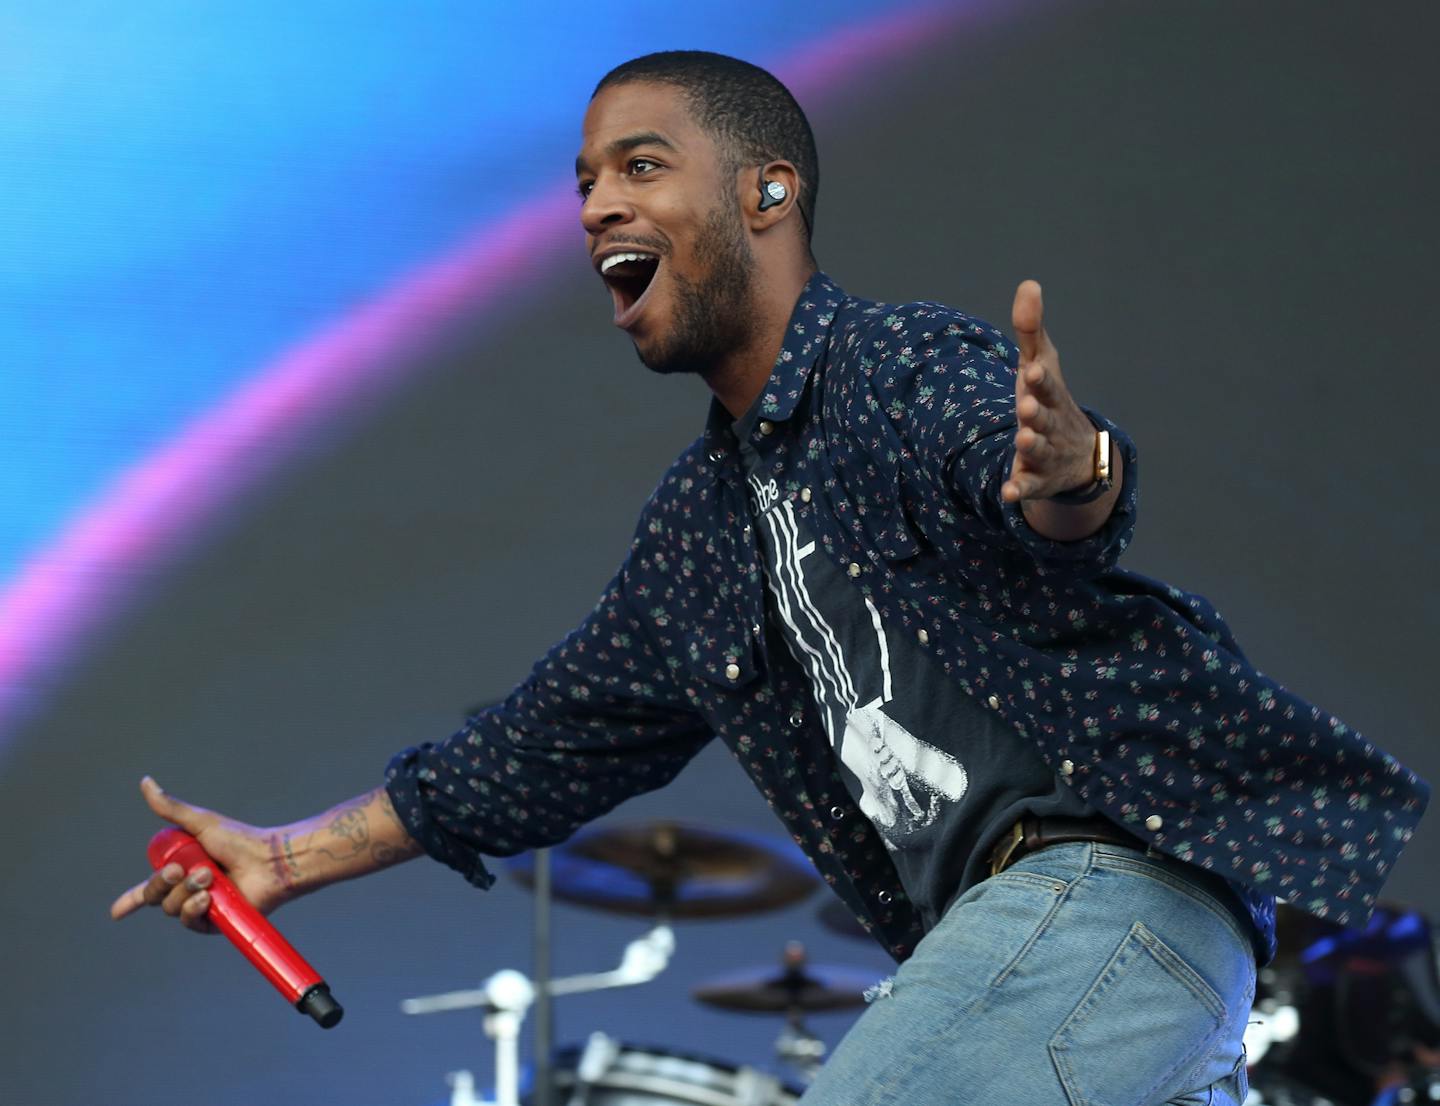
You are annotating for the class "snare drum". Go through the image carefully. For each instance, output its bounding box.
[532,1033,800,1106]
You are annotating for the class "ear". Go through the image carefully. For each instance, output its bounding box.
[743,159,802,232]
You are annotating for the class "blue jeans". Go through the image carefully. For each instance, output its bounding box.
[801,843,1256,1105]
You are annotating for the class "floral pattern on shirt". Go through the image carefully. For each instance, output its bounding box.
[387,272,1428,965]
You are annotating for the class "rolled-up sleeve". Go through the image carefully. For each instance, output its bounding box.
[948,403,1139,575]
[385,565,712,890]
[869,305,1139,577]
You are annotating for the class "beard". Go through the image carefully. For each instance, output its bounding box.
[637,203,756,376]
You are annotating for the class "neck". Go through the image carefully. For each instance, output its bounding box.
[704,257,817,419]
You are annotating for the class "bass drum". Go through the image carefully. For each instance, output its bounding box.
[530,1033,801,1106]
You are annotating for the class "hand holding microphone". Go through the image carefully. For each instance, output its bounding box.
[147,826,343,1027]
[110,776,343,1028]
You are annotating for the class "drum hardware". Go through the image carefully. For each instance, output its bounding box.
[403,923,675,1105]
[534,847,554,1106]
[772,1019,827,1086]
[407,819,822,1106]
[1245,903,1440,1106]
[691,941,877,1085]
[1244,1001,1301,1067]
[544,1034,800,1106]
[690,941,874,1014]
[505,821,820,920]
[403,969,535,1106]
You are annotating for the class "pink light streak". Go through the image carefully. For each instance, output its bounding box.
[0,2,1005,747]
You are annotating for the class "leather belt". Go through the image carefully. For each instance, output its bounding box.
[988,814,1148,878]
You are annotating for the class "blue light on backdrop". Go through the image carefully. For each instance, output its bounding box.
[0,1,1014,746]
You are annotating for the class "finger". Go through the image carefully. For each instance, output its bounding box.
[1017,393,1050,432]
[1001,476,1036,503]
[1021,360,1060,405]
[1015,426,1050,456]
[1003,440,1047,502]
[140,775,214,836]
[140,863,185,907]
[160,865,213,916]
[179,889,215,933]
[1011,279,1045,364]
[1003,470,1047,502]
[110,879,150,920]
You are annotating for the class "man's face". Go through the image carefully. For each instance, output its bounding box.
[576,81,756,376]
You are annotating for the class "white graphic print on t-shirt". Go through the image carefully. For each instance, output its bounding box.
[752,484,969,846]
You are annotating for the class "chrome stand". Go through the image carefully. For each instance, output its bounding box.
[402,923,675,1106]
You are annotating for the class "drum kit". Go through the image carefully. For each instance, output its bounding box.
[400,820,882,1106]
[1242,903,1440,1106]
[398,818,1440,1106]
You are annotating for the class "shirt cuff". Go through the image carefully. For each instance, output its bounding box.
[995,407,1139,572]
[385,745,497,891]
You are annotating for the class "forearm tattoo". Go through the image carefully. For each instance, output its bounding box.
[312,789,423,868]
[271,789,423,886]
[267,832,302,893]
[316,803,370,862]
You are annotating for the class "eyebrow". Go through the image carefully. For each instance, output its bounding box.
[575,131,679,177]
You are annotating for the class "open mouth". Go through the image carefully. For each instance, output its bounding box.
[598,251,661,327]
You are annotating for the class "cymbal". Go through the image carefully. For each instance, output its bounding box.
[816,897,870,941]
[692,943,877,1014]
[505,821,820,919]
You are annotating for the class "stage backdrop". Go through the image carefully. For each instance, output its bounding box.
[1,2,1436,1103]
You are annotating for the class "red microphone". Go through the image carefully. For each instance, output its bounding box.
[147,827,343,1028]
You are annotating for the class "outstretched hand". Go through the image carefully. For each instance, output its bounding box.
[1000,280,1099,503]
[108,776,286,933]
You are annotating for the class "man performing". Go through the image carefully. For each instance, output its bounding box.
[112,51,1428,1104]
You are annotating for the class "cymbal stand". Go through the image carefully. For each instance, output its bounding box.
[402,968,535,1106]
[775,1007,826,1084]
[545,922,674,997]
[401,922,675,1106]
[533,847,553,1106]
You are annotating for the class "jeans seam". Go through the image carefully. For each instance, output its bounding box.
[988,844,1091,989]
[1089,846,1251,953]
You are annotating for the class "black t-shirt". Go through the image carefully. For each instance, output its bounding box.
[736,403,1091,930]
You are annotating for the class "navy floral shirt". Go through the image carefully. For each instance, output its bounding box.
[387,272,1428,965]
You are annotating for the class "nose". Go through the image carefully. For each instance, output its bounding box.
[580,174,634,238]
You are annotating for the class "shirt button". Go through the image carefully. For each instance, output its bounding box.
[742,525,751,537]
[724,663,741,681]
[789,712,805,727]
[1060,759,1075,777]
[917,629,929,645]
[708,448,725,463]
[800,487,812,503]
[1145,815,1163,832]
[877,891,893,905]
[751,622,762,638]
[829,806,845,820]
[986,694,1000,710]
[759,420,774,436]
[847,562,861,577]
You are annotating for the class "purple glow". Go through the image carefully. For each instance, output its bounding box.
[0,2,996,745]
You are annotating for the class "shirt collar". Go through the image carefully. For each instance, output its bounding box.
[702,269,845,454]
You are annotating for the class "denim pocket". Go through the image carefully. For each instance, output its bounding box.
[1049,920,1226,1106]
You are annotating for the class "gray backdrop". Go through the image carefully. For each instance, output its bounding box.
[4,3,1437,1103]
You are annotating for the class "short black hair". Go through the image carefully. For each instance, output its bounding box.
[594,50,819,246]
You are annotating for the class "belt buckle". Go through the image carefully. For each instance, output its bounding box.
[989,820,1025,877]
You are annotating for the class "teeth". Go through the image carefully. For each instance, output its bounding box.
[600,251,656,275]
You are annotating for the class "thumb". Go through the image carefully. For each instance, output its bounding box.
[1011,279,1045,363]
[140,775,214,836]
